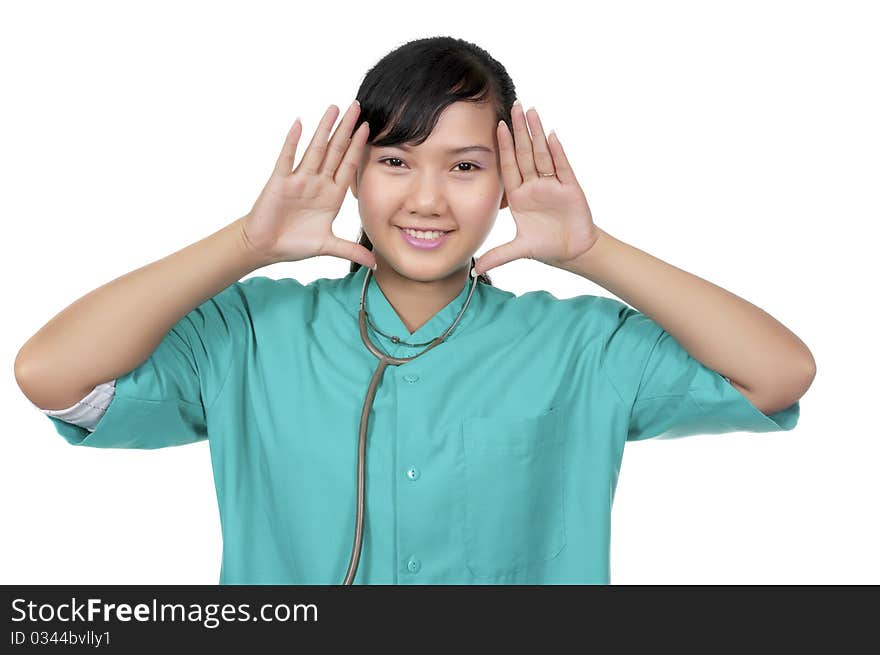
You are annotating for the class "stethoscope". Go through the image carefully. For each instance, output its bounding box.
[342,256,480,584]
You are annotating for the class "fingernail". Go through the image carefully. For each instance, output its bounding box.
[353,99,360,108]
[513,99,521,106]
[372,262,378,271]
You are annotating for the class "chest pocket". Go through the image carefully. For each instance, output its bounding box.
[459,405,567,579]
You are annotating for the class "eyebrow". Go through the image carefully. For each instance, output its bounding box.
[388,144,495,155]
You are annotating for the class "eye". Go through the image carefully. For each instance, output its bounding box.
[379,157,406,168]
[377,158,483,172]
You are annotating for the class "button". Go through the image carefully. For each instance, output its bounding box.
[406,557,421,573]
[403,374,420,383]
[406,467,420,481]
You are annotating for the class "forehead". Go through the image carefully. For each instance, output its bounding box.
[373,100,497,152]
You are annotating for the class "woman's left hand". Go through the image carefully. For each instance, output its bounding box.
[474,102,599,276]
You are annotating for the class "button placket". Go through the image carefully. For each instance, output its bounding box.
[397,346,425,579]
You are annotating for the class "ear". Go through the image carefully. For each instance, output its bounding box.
[350,149,368,200]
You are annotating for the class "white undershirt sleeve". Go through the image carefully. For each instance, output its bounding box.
[40,379,117,433]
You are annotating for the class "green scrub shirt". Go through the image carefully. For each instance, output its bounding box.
[44,264,800,584]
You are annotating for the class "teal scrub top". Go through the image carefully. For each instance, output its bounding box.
[44,263,800,584]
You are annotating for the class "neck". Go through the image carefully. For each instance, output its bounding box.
[371,259,471,334]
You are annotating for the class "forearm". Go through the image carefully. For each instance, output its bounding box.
[559,226,816,392]
[15,216,268,410]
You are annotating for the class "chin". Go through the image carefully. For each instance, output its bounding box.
[392,258,473,284]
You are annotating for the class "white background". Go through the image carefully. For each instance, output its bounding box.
[2,0,876,584]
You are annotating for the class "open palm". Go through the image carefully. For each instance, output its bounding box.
[474,102,598,276]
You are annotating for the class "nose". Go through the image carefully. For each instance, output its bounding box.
[402,174,448,217]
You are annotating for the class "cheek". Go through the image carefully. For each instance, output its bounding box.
[356,186,394,227]
[465,190,502,226]
[357,178,383,209]
[475,188,501,212]
[456,213,497,246]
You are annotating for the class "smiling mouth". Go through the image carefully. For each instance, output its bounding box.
[397,226,453,248]
[397,226,455,234]
[398,226,454,238]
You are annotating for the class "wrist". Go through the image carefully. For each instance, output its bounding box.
[235,215,275,270]
[557,226,612,279]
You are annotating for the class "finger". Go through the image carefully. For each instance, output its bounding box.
[323,235,377,270]
[511,100,537,181]
[332,120,370,187]
[319,100,362,179]
[474,240,527,276]
[295,104,341,176]
[496,118,522,192]
[526,107,556,179]
[546,130,576,186]
[274,118,302,177]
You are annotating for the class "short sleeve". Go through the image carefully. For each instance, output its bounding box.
[43,280,250,449]
[602,302,800,442]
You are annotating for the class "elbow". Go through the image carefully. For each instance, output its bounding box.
[14,351,96,412]
[769,358,816,414]
[804,352,817,381]
[14,349,42,409]
[797,351,817,396]
[14,348,35,393]
[784,346,816,392]
[743,355,816,416]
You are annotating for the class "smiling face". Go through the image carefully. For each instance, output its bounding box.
[350,100,509,283]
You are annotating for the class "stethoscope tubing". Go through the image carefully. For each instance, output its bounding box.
[342,258,479,584]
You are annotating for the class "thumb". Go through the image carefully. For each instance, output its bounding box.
[325,236,377,270]
[474,241,523,276]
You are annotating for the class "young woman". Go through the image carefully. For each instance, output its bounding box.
[15,36,814,585]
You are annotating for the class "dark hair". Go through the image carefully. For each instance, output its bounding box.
[347,36,518,287]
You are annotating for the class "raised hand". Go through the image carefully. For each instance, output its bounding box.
[474,101,598,276]
[241,101,376,269]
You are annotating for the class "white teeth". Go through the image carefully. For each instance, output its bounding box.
[403,228,446,240]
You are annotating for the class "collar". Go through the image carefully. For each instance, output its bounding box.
[332,264,482,351]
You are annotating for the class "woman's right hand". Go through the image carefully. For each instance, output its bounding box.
[241,100,375,269]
